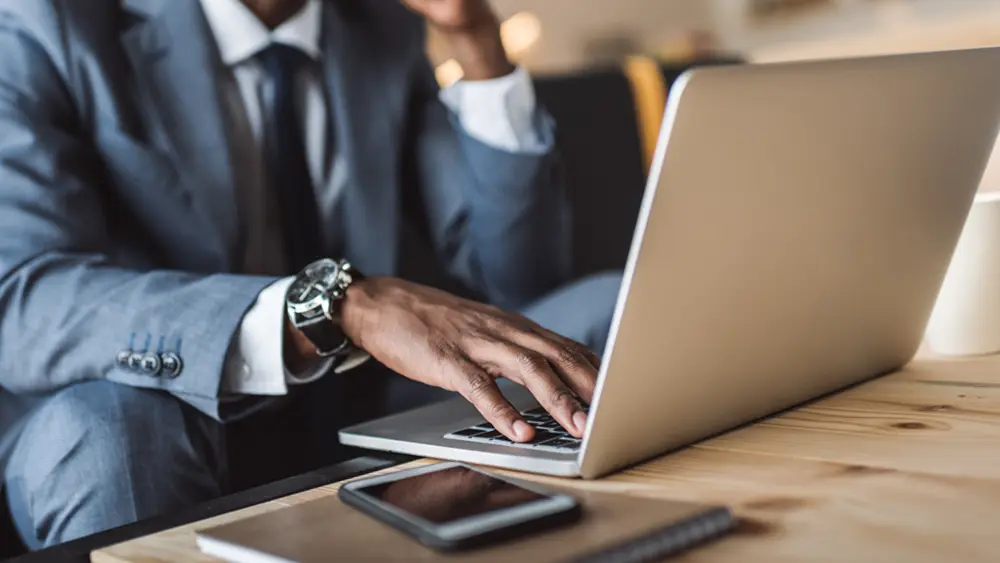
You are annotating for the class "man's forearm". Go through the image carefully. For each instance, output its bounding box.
[284,274,376,369]
[403,0,514,81]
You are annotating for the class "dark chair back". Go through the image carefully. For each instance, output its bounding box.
[534,69,647,277]
[532,56,744,278]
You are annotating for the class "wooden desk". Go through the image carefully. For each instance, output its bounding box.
[92,350,1000,562]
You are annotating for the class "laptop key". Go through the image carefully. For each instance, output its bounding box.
[443,422,581,453]
[448,428,486,438]
[542,438,580,449]
[528,430,557,443]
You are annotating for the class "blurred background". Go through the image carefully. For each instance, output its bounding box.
[421,0,1000,277]
[431,0,1000,74]
[428,0,1000,192]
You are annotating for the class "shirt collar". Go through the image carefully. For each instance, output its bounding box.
[198,0,322,65]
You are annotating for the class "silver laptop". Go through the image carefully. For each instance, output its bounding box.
[340,47,1000,479]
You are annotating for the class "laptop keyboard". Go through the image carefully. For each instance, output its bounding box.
[443,407,583,453]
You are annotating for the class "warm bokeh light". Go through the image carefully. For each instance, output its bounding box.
[435,58,464,87]
[500,11,542,57]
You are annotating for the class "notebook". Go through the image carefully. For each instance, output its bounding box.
[195,481,735,563]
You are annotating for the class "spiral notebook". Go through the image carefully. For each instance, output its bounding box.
[195,482,735,563]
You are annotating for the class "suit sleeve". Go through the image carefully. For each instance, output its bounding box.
[408,46,573,311]
[0,17,273,421]
[438,65,544,154]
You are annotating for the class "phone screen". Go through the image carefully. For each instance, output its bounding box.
[356,465,548,524]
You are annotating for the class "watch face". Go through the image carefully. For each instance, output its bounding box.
[287,259,339,311]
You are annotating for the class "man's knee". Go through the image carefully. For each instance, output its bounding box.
[566,271,624,304]
[564,271,623,351]
[4,381,222,549]
[522,271,623,355]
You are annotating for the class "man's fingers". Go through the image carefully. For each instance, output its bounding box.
[499,345,587,438]
[508,329,599,405]
[451,356,533,442]
[534,325,602,371]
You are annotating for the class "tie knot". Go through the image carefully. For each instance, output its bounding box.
[256,43,309,78]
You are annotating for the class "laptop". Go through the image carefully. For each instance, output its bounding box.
[340,47,1000,479]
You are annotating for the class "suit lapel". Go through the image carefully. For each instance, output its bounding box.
[321,4,404,276]
[120,0,239,263]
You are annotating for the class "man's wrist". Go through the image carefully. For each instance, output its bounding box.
[340,276,377,352]
[443,24,514,81]
[285,274,376,372]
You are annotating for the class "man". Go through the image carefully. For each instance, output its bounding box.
[0,0,621,549]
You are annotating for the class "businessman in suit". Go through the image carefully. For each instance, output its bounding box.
[0,0,622,549]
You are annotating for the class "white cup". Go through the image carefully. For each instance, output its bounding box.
[925,191,1000,356]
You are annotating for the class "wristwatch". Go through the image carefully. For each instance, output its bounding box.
[286,258,363,358]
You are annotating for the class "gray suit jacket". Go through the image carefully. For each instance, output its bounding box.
[0,0,569,471]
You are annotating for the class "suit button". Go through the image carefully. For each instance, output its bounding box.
[116,350,132,367]
[160,352,183,378]
[127,353,144,371]
[140,354,162,375]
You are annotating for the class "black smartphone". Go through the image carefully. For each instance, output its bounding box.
[338,462,582,552]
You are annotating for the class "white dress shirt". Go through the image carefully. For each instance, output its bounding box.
[197,0,544,396]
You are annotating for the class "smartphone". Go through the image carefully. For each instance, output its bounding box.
[338,462,582,552]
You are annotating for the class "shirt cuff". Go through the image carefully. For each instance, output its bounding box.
[438,65,544,153]
[221,278,288,396]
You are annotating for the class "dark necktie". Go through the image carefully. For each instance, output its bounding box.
[257,44,324,274]
[237,44,328,478]
[254,45,385,472]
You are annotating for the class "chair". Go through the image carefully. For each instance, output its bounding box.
[532,68,647,277]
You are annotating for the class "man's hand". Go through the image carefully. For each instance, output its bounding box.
[401,0,514,81]
[341,277,600,442]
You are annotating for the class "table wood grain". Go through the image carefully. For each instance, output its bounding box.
[91,349,1000,563]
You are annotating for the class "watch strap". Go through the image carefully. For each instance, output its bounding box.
[297,314,351,357]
